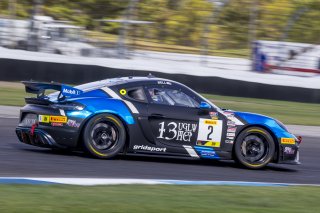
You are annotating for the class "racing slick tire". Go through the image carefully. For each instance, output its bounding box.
[234,127,275,169]
[82,113,126,159]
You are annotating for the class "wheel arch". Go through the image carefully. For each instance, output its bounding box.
[233,124,279,162]
[77,112,131,153]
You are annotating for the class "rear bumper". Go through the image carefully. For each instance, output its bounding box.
[16,127,66,148]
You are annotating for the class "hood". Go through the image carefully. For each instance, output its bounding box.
[231,110,289,134]
[233,111,274,122]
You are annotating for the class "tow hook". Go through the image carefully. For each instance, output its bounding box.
[30,123,38,136]
[297,136,302,144]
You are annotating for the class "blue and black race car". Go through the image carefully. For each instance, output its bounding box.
[16,76,301,169]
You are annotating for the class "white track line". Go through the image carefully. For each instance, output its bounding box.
[0,178,319,186]
[0,115,19,119]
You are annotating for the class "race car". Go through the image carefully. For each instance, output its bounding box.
[15,76,301,169]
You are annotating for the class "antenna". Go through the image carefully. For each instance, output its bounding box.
[147,73,155,78]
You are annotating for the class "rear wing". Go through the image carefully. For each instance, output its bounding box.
[22,81,83,104]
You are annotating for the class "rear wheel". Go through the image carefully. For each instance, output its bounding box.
[83,114,126,158]
[234,127,275,169]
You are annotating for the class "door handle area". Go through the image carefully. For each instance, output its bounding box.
[150,113,166,118]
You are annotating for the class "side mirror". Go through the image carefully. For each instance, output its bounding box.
[199,101,211,110]
[198,101,211,115]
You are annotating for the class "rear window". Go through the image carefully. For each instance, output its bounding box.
[126,88,147,102]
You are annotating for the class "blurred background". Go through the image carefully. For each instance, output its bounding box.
[0,0,319,69]
[0,3,320,210]
[0,0,319,104]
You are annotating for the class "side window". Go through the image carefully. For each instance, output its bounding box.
[148,87,199,108]
[126,87,147,102]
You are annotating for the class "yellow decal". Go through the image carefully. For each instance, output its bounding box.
[39,115,67,123]
[49,116,67,123]
[281,138,295,145]
[119,89,127,95]
[204,120,217,125]
[205,141,221,147]
[197,141,220,148]
[39,115,50,123]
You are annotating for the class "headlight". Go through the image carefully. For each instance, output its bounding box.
[52,102,85,111]
[275,119,288,132]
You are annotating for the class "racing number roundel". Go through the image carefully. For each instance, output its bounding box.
[196,119,223,147]
[120,89,127,95]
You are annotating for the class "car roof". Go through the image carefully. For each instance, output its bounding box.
[75,76,178,92]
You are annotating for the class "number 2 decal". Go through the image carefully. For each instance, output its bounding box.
[207,126,213,140]
[197,119,223,147]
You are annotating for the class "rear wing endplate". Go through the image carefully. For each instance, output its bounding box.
[22,81,83,100]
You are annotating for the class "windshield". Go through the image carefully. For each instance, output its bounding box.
[175,82,220,110]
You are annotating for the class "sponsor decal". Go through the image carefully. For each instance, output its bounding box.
[224,111,235,118]
[61,85,83,97]
[49,116,67,123]
[39,115,67,124]
[51,122,63,127]
[225,124,236,143]
[157,81,172,85]
[22,118,37,126]
[63,88,80,95]
[227,120,236,126]
[209,112,218,120]
[199,150,216,157]
[284,147,295,155]
[133,145,166,152]
[227,132,236,137]
[204,120,218,125]
[158,121,197,142]
[196,140,221,148]
[227,127,237,133]
[67,119,80,128]
[225,140,234,144]
[21,114,38,126]
[222,111,244,126]
[39,115,50,123]
[281,138,295,145]
[119,89,127,95]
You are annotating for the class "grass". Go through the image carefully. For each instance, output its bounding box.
[0,81,319,125]
[0,185,319,212]
[0,82,26,106]
[204,94,320,126]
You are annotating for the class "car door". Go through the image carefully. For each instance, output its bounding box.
[143,84,225,152]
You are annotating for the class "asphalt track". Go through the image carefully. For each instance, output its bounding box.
[1,117,319,184]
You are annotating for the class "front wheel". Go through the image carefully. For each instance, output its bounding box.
[234,127,275,169]
[82,114,126,159]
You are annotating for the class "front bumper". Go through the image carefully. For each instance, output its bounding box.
[277,138,301,165]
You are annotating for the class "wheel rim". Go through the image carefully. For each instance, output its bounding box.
[240,134,269,164]
[90,122,118,150]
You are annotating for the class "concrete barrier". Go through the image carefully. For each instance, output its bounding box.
[0,58,319,103]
